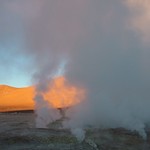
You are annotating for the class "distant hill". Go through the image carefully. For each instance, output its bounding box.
[0,85,35,112]
[0,77,84,112]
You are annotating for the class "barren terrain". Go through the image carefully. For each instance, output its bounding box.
[0,112,150,150]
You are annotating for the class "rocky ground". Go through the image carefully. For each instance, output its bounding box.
[0,112,150,150]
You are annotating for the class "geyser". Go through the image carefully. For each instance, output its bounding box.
[1,0,150,140]
[34,76,85,128]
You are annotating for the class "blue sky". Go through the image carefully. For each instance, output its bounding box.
[0,44,32,87]
[0,1,34,87]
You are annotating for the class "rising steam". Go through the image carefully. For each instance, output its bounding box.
[1,0,150,140]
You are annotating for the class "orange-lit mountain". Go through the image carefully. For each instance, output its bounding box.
[0,77,85,112]
[0,85,35,112]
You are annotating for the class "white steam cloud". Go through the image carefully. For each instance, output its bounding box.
[1,0,150,140]
[35,94,61,128]
[126,0,150,43]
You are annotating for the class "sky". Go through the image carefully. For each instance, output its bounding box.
[0,44,32,87]
[0,0,33,87]
[0,0,150,89]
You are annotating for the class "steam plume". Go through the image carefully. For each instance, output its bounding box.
[1,0,150,140]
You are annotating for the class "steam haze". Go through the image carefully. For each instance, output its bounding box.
[1,0,150,139]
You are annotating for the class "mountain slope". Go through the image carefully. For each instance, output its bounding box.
[0,77,84,112]
[0,85,35,112]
